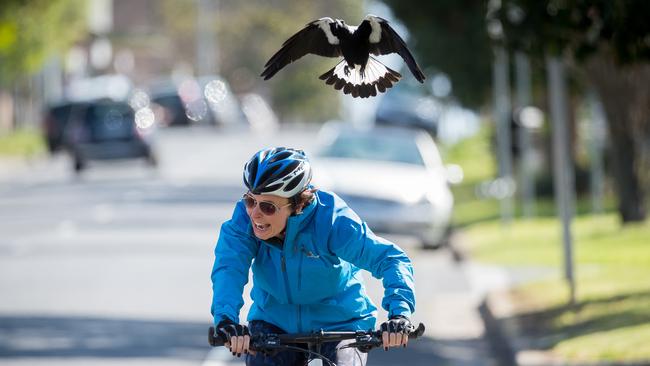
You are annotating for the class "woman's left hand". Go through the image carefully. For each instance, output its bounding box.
[379,316,413,350]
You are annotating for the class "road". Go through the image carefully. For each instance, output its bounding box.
[0,125,503,365]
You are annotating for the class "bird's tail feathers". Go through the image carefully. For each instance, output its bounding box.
[318,57,401,98]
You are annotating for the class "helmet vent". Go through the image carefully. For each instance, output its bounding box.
[284,172,304,192]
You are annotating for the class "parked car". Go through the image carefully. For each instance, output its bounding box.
[311,123,455,248]
[64,100,157,172]
[43,74,135,153]
[149,90,193,127]
[147,76,247,127]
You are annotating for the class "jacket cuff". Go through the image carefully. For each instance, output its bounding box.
[388,301,412,319]
[213,312,238,325]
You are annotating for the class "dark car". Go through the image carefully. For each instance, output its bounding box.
[150,92,192,127]
[42,101,89,153]
[64,100,156,172]
[375,80,439,137]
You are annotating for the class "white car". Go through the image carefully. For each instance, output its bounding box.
[311,123,457,248]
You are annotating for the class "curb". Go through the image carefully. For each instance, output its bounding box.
[478,295,517,366]
[449,234,559,366]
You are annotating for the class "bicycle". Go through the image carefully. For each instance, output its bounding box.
[208,322,426,366]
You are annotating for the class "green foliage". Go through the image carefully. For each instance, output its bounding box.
[382,0,493,109]
[0,0,86,86]
[489,0,650,63]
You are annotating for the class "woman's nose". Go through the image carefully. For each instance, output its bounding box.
[250,204,263,218]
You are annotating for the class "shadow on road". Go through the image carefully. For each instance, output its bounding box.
[367,335,496,366]
[0,315,209,360]
[0,315,497,365]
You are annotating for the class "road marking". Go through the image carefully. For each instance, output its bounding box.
[202,347,245,366]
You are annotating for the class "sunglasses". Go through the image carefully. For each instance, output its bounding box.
[242,193,292,216]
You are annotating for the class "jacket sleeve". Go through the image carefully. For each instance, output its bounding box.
[328,212,415,319]
[211,202,258,324]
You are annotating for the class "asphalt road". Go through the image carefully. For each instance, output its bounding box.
[0,125,503,365]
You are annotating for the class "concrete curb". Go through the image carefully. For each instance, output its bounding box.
[449,234,567,366]
[478,295,517,366]
[479,287,650,366]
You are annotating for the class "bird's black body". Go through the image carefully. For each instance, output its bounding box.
[261,15,425,98]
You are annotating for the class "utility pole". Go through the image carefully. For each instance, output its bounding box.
[514,51,536,218]
[493,46,514,224]
[196,0,219,76]
[546,55,576,305]
[587,90,607,214]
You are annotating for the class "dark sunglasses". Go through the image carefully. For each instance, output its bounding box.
[242,193,291,216]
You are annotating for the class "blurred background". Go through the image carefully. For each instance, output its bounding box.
[0,0,649,365]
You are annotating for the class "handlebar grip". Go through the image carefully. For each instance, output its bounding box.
[208,326,226,347]
[409,323,426,339]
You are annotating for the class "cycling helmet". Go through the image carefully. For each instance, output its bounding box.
[243,147,312,198]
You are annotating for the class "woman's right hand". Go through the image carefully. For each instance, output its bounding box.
[216,318,253,357]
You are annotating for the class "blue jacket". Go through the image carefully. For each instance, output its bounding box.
[211,190,415,333]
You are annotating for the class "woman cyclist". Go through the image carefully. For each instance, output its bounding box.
[211,147,416,365]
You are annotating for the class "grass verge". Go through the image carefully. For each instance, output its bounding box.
[466,214,650,362]
[442,124,650,362]
[0,129,45,157]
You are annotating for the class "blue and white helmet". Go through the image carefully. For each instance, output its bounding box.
[243,147,312,198]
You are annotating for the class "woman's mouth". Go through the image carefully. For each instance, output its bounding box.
[254,222,270,232]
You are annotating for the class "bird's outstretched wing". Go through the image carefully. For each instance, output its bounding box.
[357,15,425,83]
[261,18,344,80]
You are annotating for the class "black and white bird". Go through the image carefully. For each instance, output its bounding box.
[261,15,425,98]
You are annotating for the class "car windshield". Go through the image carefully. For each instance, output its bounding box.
[320,133,425,166]
[84,103,136,141]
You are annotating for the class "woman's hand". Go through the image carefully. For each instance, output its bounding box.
[216,318,253,357]
[379,315,413,350]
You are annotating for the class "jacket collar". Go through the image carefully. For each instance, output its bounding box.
[261,193,319,249]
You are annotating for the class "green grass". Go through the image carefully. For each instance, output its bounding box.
[442,126,650,362]
[0,129,45,157]
[466,214,650,362]
[442,125,497,184]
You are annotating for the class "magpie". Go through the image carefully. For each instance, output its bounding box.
[261,15,425,98]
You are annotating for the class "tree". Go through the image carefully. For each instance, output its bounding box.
[381,0,493,110]
[382,0,649,223]
[0,0,86,86]
[159,0,362,123]
[490,0,649,222]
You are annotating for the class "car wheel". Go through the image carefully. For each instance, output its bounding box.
[146,152,158,168]
[421,239,442,250]
[74,157,86,173]
[421,227,452,250]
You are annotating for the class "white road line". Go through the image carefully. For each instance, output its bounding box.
[201,347,246,366]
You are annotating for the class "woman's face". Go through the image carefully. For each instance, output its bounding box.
[244,193,293,240]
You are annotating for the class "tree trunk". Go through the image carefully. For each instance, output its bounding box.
[585,52,648,223]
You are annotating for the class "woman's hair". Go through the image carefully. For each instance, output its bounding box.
[290,188,318,213]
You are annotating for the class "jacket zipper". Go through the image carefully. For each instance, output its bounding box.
[297,250,304,332]
[283,219,305,331]
[297,249,304,291]
[281,254,294,304]
[298,305,303,332]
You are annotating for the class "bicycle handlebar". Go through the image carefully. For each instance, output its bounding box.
[208,322,426,352]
